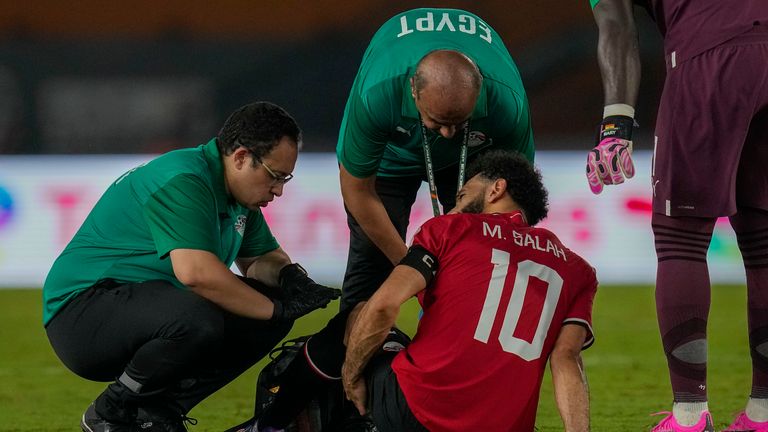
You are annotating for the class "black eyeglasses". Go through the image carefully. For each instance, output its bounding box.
[259,159,294,185]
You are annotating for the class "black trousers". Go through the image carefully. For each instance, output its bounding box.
[367,353,428,432]
[340,163,467,311]
[46,279,292,413]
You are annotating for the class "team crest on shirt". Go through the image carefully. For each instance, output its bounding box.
[234,215,247,236]
[468,131,487,147]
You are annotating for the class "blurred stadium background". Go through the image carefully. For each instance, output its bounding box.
[0,0,745,286]
[0,1,753,430]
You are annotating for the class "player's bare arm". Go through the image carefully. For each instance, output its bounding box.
[551,324,591,432]
[236,247,291,287]
[170,248,275,319]
[339,163,409,265]
[586,0,640,194]
[593,0,640,106]
[342,265,427,414]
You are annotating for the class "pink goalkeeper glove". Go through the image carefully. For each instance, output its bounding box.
[586,138,635,194]
[586,115,636,194]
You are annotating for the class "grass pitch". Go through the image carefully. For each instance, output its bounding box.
[0,286,753,431]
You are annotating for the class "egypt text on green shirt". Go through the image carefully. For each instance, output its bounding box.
[337,7,535,179]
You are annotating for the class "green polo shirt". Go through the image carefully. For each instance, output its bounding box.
[337,8,535,178]
[42,139,279,325]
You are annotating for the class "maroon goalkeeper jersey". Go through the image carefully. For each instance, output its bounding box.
[391,211,598,431]
[638,0,768,65]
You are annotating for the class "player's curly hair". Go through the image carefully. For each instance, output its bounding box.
[216,102,302,165]
[466,150,549,225]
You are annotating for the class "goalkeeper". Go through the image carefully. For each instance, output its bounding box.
[587,1,768,431]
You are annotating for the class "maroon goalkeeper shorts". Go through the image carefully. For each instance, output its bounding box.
[652,25,768,217]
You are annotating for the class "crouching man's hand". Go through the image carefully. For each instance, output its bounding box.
[269,283,340,322]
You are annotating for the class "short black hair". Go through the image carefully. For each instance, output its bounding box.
[466,150,549,225]
[216,102,302,164]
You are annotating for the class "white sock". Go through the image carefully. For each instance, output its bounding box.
[673,401,709,426]
[746,397,768,422]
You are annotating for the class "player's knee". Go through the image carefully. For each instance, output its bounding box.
[750,325,768,373]
[304,338,345,380]
[303,309,354,379]
[652,214,715,259]
[662,318,707,378]
[730,207,768,268]
[729,206,768,234]
[380,326,411,353]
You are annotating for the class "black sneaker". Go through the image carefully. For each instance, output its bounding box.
[342,416,378,432]
[339,402,378,432]
[135,405,197,432]
[81,403,136,432]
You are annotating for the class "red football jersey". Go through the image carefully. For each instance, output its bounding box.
[391,211,598,432]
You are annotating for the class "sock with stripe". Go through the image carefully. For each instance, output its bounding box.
[731,206,768,409]
[259,309,351,429]
[653,213,716,406]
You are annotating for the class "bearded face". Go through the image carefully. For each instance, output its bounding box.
[457,194,485,214]
[449,174,489,215]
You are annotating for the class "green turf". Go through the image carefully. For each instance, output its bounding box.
[0,286,752,431]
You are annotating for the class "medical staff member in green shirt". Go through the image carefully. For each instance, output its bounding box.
[43,102,340,432]
[337,8,535,313]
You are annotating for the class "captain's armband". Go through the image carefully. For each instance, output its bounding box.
[398,246,439,284]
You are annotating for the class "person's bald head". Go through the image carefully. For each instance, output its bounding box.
[410,50,483,139]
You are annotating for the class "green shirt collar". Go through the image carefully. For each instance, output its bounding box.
[400,76,489,121]
[202,138,231,212]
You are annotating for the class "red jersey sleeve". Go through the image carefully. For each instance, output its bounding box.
[563,262,598,349]
[410,215,457,259]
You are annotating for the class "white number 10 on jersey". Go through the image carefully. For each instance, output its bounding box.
[473,249,563,361]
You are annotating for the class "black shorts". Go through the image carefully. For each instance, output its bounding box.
[366,353,427,432]
[652,26,768,217]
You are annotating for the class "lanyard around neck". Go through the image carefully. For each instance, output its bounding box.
[420,120,470,217]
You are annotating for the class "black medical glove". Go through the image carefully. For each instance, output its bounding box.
[279,263,322,296]
[269,285,341,323]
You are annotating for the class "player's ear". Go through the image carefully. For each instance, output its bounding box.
[410,77,417,99]
[487,178,507,204]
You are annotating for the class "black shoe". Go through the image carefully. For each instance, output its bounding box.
[342,417,378,432]
[81,403,136,432]
[340,402,377,432]
[135,405,197,432]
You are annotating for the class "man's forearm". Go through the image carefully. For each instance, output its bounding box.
[171,249,275,320]
[342,301,398,384]
[340,168,408,265]
[348,198,408,265]
[552,354,590,432]
[594,0,641,106]
[245,248,291,287]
